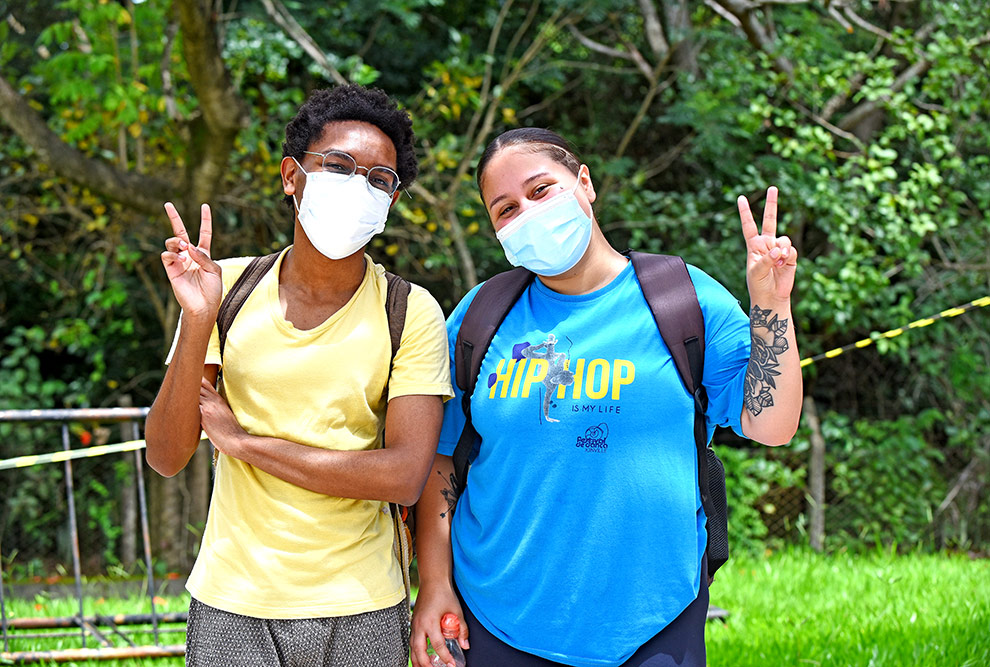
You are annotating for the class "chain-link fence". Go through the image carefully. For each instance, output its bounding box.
[0,408,194,659]
[716,404,989,556]
[0,402,986,660]
[3,407,986,588]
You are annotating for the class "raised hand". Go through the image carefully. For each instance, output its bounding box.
[738,186,797,305]
[161,202,222,321]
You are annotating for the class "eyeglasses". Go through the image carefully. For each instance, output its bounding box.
[302,150,401,196]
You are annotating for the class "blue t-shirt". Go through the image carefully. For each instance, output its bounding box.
[438,261,751,666]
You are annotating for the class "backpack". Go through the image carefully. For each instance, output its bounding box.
[214,251,416,598]
[451,251,730,581]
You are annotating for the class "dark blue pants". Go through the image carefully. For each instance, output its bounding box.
[456,557,709,667]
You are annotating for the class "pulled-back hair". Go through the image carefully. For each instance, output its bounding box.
[476,128,582,194]
[283,84,418,187]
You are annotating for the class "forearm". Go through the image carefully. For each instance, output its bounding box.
[740,298,802,445]
[415,454,458,590]
[226,433,435,505]
[145,316,216,476]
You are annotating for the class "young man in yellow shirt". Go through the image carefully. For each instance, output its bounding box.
[145,84,453,666]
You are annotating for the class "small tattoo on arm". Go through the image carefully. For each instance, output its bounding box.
[745,305,790,417]
[438,470,459,518]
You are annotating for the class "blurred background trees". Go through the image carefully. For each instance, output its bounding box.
[1,0,987,573]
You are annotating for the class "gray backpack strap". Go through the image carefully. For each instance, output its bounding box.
[383,271,412,599]
[628,251,728,579]
[216,252,281,359]
[384,271,411,367]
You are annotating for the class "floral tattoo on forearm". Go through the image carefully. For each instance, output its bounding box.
[438,470,459,518]
[745,305,790,416]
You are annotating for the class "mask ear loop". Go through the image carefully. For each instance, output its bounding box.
[571,165,588,195]
[289,156,310,214]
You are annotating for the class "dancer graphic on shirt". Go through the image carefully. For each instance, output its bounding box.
[521,333,574,422]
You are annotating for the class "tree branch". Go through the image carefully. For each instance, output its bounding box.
[160,19,181,122]
[704,0,742,28]
[838,56,930,132]
[568,24,654,80]
[791,99,865,150]
[174,0,249,205]
[638,0,670,59]
[599,61,675,202]
[0,74,173,215]
[713,0,794,75]
[259,0,348,85]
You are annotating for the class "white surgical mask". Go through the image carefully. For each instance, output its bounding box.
[292,158,392,260]
[495,170,593,276]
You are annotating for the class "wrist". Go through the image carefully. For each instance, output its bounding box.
[748,295,791,314]
[182,308,219,329]
[418,569,455,591]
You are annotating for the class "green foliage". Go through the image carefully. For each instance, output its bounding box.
[1,0,988,572]
[718,445,806,554]
[823,410,947,551]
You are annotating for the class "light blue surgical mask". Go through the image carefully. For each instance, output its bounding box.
[495,171,593,276]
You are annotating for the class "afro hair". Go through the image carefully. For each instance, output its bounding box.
[282,84,418,188]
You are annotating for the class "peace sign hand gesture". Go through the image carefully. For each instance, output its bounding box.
[160,202,223,322]
[738,186,797,306]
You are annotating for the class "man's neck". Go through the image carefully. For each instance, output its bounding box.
[281,238,367,300]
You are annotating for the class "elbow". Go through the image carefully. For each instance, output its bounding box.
[144,439,182,478]
[391,470,431,507]
[143,420,185,478]
[758,421,800,447]
[392,482,425,508]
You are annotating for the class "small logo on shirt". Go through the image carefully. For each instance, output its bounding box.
[575,423,609,452]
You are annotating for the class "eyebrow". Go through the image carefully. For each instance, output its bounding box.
[312,147,396,170]
[487,171,553,211]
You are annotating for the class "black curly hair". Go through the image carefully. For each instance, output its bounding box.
[282,84,418,195]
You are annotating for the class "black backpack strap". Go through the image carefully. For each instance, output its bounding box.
[451,267,534,494]
[216,252,281,359]
[629,252,728,578]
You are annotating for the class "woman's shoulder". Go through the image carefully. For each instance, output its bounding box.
[685,264,741,304]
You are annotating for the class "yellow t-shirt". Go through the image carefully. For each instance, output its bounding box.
[171,248,453,618]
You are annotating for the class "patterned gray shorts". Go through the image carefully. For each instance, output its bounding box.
[185,597,410,667]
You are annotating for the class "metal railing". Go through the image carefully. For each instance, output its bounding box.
[0,407,185,660]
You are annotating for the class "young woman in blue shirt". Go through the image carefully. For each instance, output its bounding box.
[411,128,802,667]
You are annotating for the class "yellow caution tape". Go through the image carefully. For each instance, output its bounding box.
[0,440,146,471]
[3,299,988,468]
[800,296,990,368]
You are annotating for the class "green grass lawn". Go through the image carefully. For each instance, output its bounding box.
[0,590,187,666]
[707,548,990,666]
[2,549,988,665]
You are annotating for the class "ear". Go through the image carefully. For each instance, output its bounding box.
[281,156,299,196]
[578,165,596,205]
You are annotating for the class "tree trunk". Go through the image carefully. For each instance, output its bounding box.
[148,471,185,573]
[185,440,214,567]
[803,395,826,552]
[118,396,138,570]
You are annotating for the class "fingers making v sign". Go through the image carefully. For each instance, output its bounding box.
[160,202,223,322]
[737,186,797,306]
